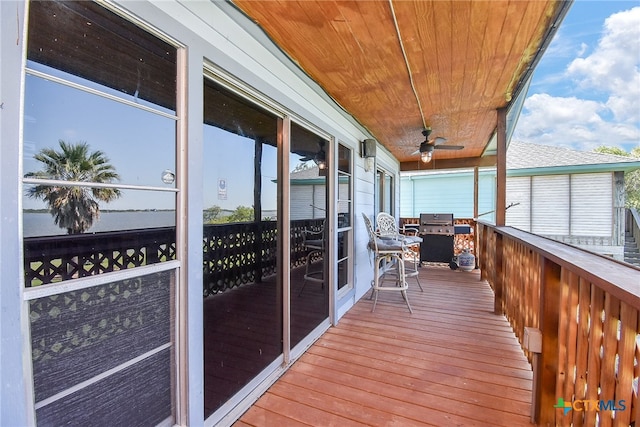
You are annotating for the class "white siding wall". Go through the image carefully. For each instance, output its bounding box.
[478,173,497,223]
[532,175,570,235]
[402,171,616,246]
[400,171,495,220]
[401,172,475,217]
[506,176,531,232]
[400,177,414,217]
[354,164,376,302]
[290,186,314,220]
[570,173,611,236]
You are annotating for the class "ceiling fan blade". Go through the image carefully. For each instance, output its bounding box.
[434,145,464,150]
[432,137,448,146]
[410,149,420,155]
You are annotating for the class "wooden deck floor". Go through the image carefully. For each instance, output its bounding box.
[235,264,534,427]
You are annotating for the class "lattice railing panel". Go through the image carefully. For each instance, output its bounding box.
[25,219,324,294]
[24,228,176,287]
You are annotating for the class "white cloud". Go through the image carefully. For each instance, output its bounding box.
[514,93,639,151]
[576,42,588,57]
[566,7,640,123]
[515,7,640,152]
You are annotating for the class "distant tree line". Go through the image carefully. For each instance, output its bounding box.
[204,205,255,224]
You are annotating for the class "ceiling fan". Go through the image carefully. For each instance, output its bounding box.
[411,127,464,163]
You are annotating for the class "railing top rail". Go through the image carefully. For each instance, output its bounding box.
[479,221,640,309]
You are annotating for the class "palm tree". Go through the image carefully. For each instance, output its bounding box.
[25,140,121,234]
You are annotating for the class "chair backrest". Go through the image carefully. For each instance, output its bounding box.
[363,212,407,255]
[363,212,386,252]
[376,212,399,238]
[362,213,376,243]
[303,219,326,250]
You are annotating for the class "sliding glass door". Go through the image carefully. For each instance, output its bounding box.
[202,77,282,417]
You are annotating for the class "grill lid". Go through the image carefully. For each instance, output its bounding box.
[420,213,454,225]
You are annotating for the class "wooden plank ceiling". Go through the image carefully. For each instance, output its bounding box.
[232,0,567,170]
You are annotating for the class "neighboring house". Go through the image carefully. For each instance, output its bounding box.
[401,141,640,260]
[289,165,328,221]
[289,165,351,224]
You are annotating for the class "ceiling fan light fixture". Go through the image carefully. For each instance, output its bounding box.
[420,150,432,163]
[314,149,326,170]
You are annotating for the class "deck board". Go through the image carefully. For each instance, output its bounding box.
[236,264,534,426]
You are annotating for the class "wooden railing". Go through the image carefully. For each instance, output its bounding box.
[478,222,640,426]
[24,219,323,294]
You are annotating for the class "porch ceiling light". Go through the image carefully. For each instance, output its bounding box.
[314,148,326,170]
[419,142,434,163]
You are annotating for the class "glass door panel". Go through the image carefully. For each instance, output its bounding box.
[337,143,353,294]
[289,123,329,347]
[202,78,282,417]
[23,2,178,424]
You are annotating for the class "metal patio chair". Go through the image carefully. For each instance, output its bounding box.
[362,213,412,313]
[299,220,325,296]
[376,212,423,292]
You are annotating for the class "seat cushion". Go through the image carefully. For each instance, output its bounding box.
[371,238,404,252]
[402,235,423,244]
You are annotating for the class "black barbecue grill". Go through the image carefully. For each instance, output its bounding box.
[419,213,454,263]
[417,214,472,265]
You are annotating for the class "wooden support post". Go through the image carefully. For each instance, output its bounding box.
[496,108,507,226]
[473,167,479,267]
[537,259,562,426]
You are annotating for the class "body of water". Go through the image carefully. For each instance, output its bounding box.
[24,211,176,238]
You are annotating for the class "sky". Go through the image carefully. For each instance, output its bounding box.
[512,0,640,154]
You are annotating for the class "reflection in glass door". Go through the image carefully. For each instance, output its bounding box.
[202,77,282,417]
[289,123,330,348]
